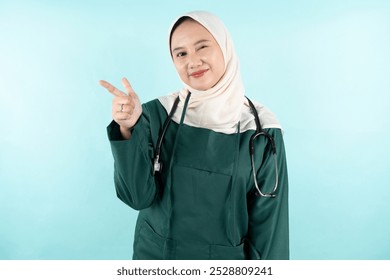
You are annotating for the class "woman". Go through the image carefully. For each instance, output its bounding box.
[99,11,289,260]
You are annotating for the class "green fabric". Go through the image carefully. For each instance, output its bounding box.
[107,99,289,260]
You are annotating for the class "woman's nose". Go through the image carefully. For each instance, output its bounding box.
[188,53,202,68]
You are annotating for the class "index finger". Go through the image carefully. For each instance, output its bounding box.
[122,77,135,96]
[99,80,127,97]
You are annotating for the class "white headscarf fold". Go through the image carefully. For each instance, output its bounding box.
[159,11,281,134]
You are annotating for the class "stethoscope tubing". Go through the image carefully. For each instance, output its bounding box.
[153,94,279,198]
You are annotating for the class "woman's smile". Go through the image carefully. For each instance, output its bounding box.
[190,69,209,78]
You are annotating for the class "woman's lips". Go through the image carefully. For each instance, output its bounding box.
[190,69,208,78]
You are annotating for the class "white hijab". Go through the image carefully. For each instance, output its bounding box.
[159,11,281,134]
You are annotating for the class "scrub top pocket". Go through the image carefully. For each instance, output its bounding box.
[134,220,167,260]
[170,164,233,244]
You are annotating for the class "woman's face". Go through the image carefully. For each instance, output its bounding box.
[170,19,225,91]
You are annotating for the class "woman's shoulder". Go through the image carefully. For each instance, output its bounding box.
[240,99,283,132]
[143,98,162,107]
[142,98,166,112]
[140,98,169,122]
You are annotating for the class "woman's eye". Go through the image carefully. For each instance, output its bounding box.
[176,52,187,57]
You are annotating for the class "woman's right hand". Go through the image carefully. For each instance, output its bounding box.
[99,78,142,139]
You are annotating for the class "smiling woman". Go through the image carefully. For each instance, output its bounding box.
[1,0,389,263]
[100,10,289,260]
[170,18,225,90]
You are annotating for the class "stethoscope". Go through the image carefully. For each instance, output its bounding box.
[153,93,279,198]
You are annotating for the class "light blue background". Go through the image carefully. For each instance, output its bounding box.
[1,0,389,259]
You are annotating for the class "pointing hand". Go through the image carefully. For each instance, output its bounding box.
[99,78,142,138]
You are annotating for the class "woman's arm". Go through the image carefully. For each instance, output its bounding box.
[246,128,289,259]
[107,105,158,210]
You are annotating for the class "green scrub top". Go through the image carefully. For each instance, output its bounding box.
[107,98,289,260]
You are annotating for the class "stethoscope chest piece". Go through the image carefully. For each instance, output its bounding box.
[153,155,162,174]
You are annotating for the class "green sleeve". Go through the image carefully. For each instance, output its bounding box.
[246,128,289,259]
[107,105,157,210]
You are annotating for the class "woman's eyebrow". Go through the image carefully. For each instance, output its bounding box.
[172,46,185,53]
[194,39,211,45]
[172,39,211,53]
